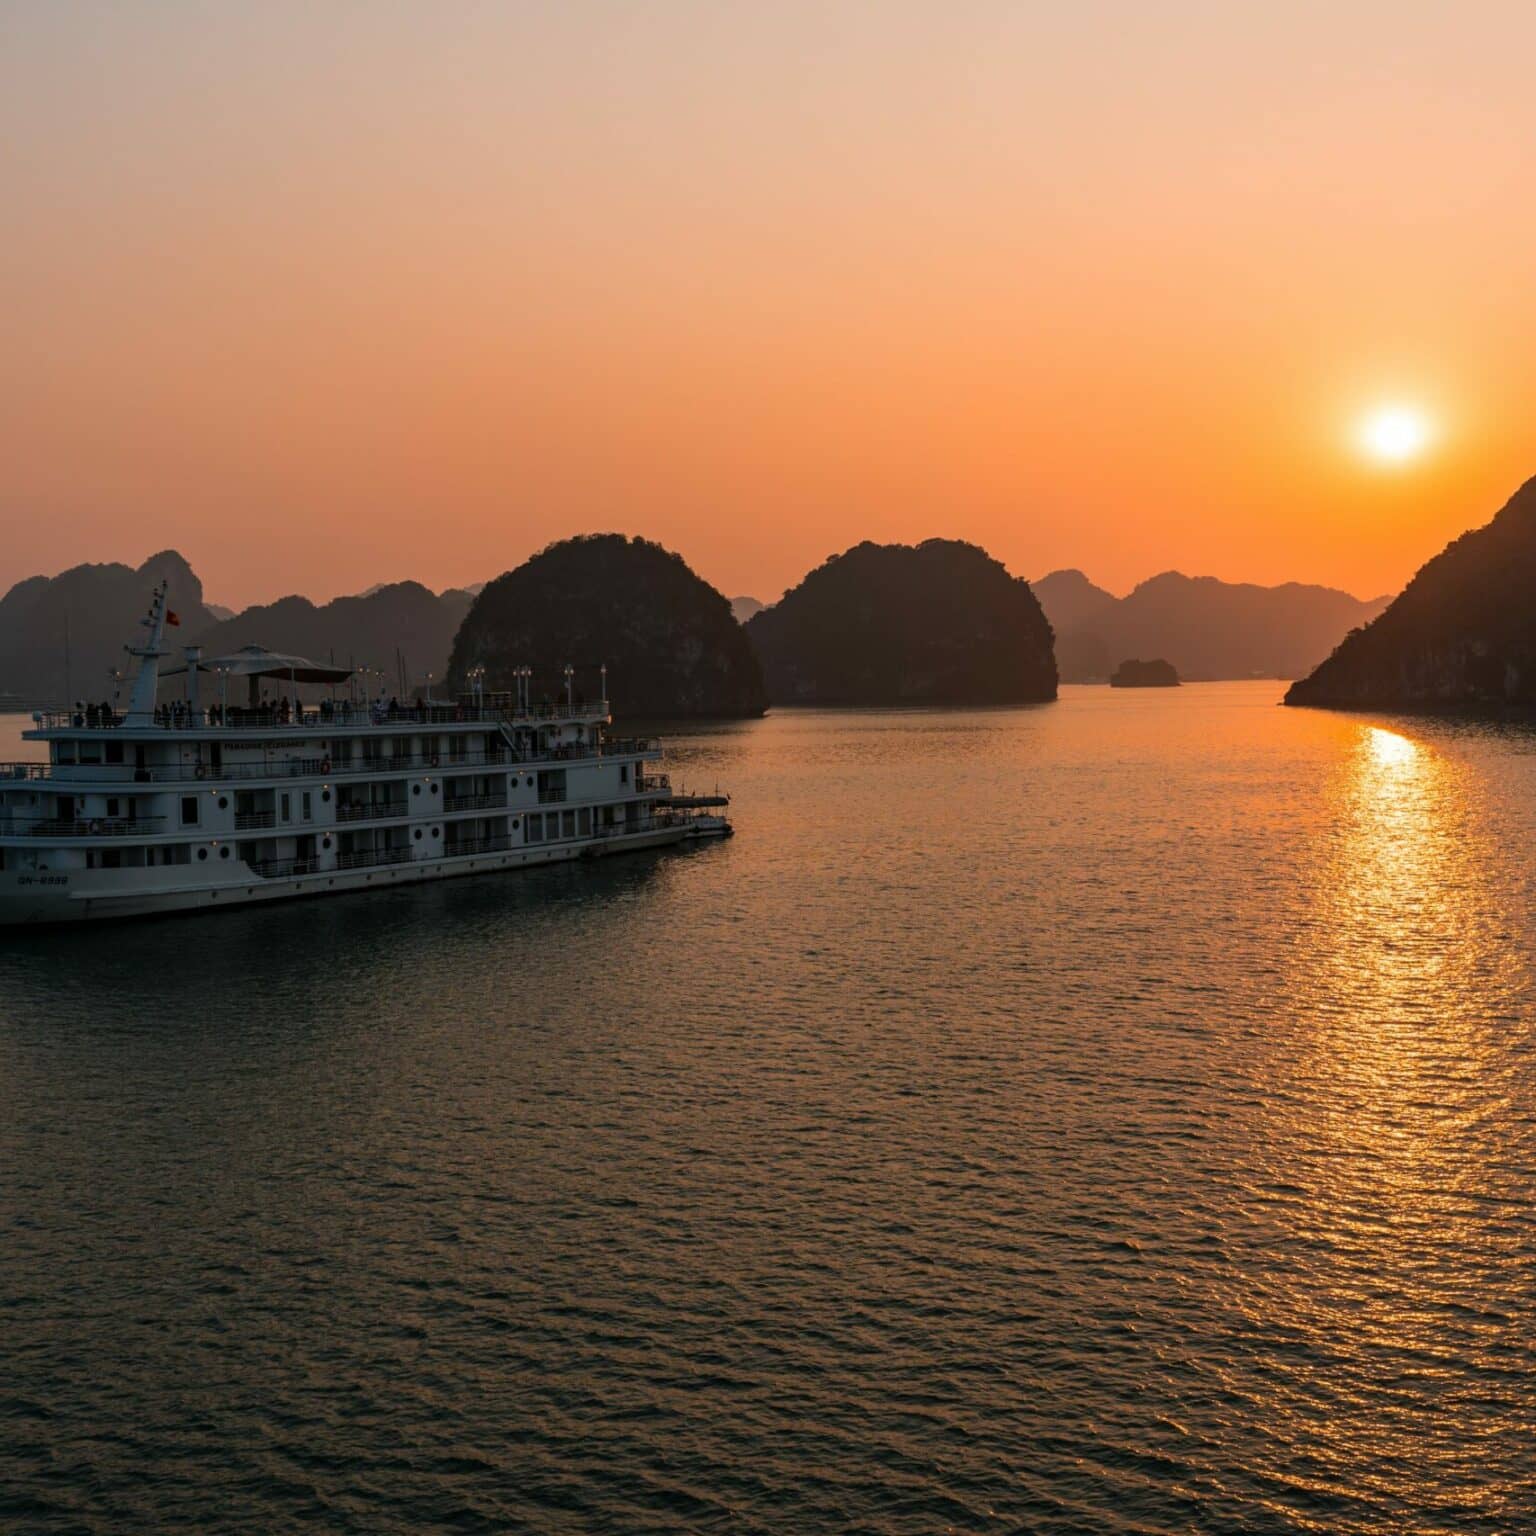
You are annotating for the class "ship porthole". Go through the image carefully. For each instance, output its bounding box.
[219,846,230,859]
[322,836,332,849]
[431,826,440,837]
[511,817,520,828]
[412,784,421,796]
[197,848,208,861]
[321,789,331,803]
[217,795,229,809]
[431,783,439,795]
[413,828,423,841]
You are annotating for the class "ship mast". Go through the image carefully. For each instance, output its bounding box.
[124,582,170,725]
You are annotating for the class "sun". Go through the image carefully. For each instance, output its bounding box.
[1356,404,1433,467]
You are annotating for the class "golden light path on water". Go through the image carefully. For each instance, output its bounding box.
[1258,720,1532,1528]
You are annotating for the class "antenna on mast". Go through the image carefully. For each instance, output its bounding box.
[123,581,171,725]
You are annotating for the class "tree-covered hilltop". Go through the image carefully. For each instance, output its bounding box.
[745,539,1057,705]
[1286,476,1536,710]
[448,534,767,718]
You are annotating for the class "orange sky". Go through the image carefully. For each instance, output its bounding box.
[3,2,1534,608]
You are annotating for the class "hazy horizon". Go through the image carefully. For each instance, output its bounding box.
[0,539,1399,614]
[6,2,1534,607]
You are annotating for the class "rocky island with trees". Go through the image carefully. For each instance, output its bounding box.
[448,534,768,718]
[745,539,1057,706]
[1286,477,1536,712]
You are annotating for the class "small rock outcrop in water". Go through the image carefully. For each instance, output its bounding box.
[745,539,1057,704]
[1110,658,1180,688]
[1286,476,1536,710]
[449,535,767,717]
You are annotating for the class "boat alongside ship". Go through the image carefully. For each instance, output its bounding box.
[0,585,731,925]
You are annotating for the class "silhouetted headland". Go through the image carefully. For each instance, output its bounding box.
[1286,476,1536,711]
[746,539,1057,705]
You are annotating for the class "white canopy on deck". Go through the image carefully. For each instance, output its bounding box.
[163,644,355,706]
[163,645,353,685]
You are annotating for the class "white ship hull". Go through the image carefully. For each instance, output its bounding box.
[0,820,700,926]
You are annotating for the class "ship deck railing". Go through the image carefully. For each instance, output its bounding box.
[15,816,168,839]
[246,816,688,878]
[32,700,612,733]
[441,793,509,812]
[335,801,409,823]
[250,856,323,879]
[443,832,523,857]
[334,845,414,871]
[0,739,658,786]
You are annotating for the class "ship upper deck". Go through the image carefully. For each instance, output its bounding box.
[2,734,659,787]
[23,698,611,741]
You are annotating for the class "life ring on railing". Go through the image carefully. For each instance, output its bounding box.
[320,757,332,776]
[88,819,103,836]
[194,764,207,780]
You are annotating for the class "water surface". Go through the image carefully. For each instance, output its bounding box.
[4,686,1536,1533]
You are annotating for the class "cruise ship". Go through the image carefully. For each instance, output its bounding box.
[0,584,730,925]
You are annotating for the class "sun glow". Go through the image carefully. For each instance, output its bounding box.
[1357,405,1433,467]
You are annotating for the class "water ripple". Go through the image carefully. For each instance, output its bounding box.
[3,689,1536,1532]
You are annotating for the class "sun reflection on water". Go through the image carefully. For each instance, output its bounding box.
[1365,724,1416,768]
[1251,719,1535,1525]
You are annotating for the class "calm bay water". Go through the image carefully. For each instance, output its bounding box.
[4,684,1536,1533]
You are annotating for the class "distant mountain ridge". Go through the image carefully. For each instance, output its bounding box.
[1033,568,1390,682]
[187,582,475,694]
[0,552,472,703]
[0,551,217,704]
[1286,476,1536,710]
[0,544,1398,711]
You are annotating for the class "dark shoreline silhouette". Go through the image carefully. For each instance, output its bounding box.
[1287,476,1536,712]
